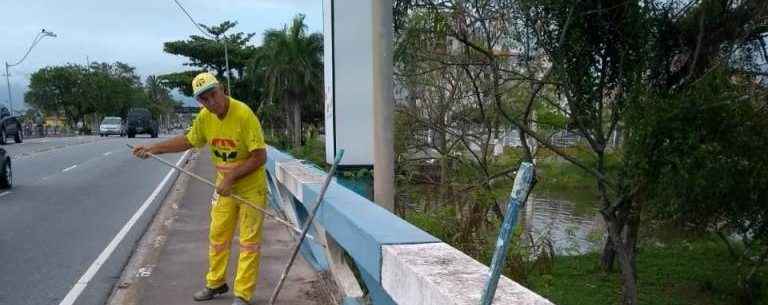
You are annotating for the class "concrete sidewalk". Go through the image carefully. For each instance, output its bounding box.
[109,150,330,305]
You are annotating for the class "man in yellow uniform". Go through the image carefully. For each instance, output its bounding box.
[132,72,266,305]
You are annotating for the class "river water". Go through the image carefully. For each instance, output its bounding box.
[336,173,604,256]
[520,196,604,255]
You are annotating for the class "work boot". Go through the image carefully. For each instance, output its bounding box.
[192,283,229,301]
[232,297,251,305]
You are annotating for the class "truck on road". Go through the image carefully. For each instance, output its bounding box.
[0,106,23,145]
[125,108,158,138]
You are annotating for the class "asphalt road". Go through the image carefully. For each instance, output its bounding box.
[0,135,186,305]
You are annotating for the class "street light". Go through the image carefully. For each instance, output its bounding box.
[4,29,57,115]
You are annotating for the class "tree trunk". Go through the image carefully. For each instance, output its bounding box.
[627,182,646,253]
[617,244,639,305]
[292,100,302,148]
[605,212,639,305]
[601,236,616,272]
[439,129,449,184]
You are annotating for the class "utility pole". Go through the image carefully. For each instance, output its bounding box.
[4,63,12,114]
[372,0,395,211]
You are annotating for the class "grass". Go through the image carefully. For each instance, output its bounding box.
[528,239,768,305]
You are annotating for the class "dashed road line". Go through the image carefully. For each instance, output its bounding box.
[62,165,78,172]
[0,191,11,198]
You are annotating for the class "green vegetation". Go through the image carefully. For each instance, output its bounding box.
[265,127,326,169]
[393,1,768,304]
[258,14,324,148]
[159,21,259,100]
[529,240,768,305]
[25,62,179,132]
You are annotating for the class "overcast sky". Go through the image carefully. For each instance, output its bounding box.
[0,0,322,110]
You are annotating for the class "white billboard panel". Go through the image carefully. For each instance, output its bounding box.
[323,0,375,166]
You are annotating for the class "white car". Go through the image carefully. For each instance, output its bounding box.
[99,116,123,137]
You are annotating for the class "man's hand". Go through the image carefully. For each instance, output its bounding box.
[216,176,235,197]
[132,145,155,159]
[131,135,194,159]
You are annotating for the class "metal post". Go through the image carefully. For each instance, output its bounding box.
[371,0,395,211]
[5,62,12,114]
[480,162,535,305]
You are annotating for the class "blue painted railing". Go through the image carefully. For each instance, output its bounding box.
[265,147,439,305]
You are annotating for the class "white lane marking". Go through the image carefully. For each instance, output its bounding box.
[103,151,112,156]
[0,191,11,198]
[57,150,189,305]
[62,165,78,172]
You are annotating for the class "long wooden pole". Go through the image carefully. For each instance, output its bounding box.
[126,144,319,243]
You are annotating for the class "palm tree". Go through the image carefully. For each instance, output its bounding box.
[258,14,323,148]
[145,75,179,120]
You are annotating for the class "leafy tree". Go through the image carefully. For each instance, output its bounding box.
[160,21,258,105]
[258,14,323,148]
[87,62,146,118]
[24,62,164,131]
[26,65,95,129]
[632,70,768,305]
[158,70,203,97]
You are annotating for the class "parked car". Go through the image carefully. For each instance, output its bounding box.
[99,116,123,137]
[125,108,158,138]
[0,106,22,145]
[0,148,11,189]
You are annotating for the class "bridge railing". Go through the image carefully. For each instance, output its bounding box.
[265,147,554,305]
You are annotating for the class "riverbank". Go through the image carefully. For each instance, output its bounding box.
[528,239,768,305]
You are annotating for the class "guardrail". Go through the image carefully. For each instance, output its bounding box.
[265,147,554,305]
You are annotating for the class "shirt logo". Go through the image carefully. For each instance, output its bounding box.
[211,138,237,149]
[213,150,238,162]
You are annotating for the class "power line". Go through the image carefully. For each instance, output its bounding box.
[172,0,214,39]
[171,0,232,94]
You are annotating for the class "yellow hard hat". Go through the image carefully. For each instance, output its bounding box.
[192,72,220,98]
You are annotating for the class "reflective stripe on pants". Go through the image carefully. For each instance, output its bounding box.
[206,192,264,301]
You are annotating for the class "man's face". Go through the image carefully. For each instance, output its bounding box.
[196,86,227,115]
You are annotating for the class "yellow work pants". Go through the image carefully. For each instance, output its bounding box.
[205,192,264,301]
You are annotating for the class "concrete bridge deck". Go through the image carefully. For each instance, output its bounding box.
[107,150,333,305]
[108,147,553,305]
